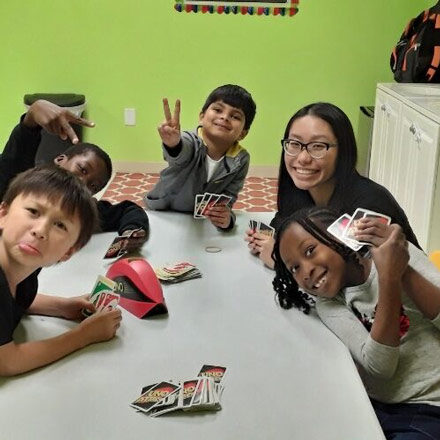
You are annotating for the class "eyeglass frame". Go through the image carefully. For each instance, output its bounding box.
[280,138,338,159]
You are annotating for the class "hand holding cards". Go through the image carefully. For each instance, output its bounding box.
[104,228,146,259]
[249,219,275,238]
[327,208,391,251]
[82,275,120,317]
[130,364,227,417]
[194,193,232,219]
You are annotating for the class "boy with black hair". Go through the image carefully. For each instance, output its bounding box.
[145,84,256,230]
[0,99,149,238]
[0,166,122,376]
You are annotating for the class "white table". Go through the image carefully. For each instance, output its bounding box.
[0,211,385,440]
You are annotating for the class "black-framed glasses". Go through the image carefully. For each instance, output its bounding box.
[281,139,337,159]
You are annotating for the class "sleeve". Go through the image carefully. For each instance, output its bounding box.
[97,200,150,235]
[0,118,41,200]
[316,298,400,379]
[219,152,250,230]
[162,131,198,168]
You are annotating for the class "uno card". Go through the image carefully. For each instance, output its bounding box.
[189,379,204,407]
[249,219,258,231]
[258,222,275,238]
[149,387,182,417]
[104,236,128,259]
[130,381,180,414]
[83,275,117,317]
[204,193,221,212]
[215,194,232,207]
[199,193,214,216]
[181,379,199,408]
[344,208,391,244]
[327,214,363,252]
[194,194,204,219]
[95,291,120,312]
[197,364,227,384]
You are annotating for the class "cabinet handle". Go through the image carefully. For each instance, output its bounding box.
[380,104,386,111]
[409,124,416,134]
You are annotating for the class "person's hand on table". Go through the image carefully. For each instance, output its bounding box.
[57,294,96,320]
[23,99,95,144]
[78,308,122,344]
[205,204,232,229]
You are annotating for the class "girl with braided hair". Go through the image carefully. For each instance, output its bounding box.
[273,206,440,439]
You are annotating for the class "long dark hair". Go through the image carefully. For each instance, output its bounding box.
[277,103,358,217]
[272,207,362,313]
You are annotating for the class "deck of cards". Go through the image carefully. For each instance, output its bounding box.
[154,261,202,283]
[249,219,275,238]
[194,193,232,219]
[130,364,227,417]
[82,275,120,317]
[327,208,391,251]
[104,228,145,259]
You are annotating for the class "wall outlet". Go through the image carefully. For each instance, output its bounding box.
[124,108,136,126]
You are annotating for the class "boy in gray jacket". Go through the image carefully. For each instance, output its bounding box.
[144,84,256,230]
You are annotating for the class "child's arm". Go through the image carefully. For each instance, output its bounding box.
[27,293,95,320]
[158,98,181,148]
[369,225,409,348]
[0,308,121,376]
[97,200,149,238]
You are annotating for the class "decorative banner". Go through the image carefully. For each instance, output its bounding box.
[174,0,299,16]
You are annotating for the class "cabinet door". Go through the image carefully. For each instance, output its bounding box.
[369,90,401,192]
[397,106,440,250]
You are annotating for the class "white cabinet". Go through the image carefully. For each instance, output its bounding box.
[369,83,440,252]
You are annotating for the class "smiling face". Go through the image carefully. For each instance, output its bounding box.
[285,115,338,203]
[279,222,348,298]
[0,193,81,272]
[54,151,108,194]
[199,100,248,151]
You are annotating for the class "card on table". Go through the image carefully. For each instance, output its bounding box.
[103,228,145,259]
[130,381,181,414]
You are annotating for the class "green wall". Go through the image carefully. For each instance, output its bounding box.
[0,1,433,166]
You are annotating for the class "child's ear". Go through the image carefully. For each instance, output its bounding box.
[58,246,78,263]
[198,111,205,124]
[54,154,68,166]
[0,202,9,226]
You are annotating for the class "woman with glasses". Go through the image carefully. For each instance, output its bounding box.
[246,102,419,268]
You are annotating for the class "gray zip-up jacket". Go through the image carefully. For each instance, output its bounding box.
[144,128,250,228]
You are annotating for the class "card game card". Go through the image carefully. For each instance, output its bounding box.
[82,275,119,317]
[327,214,363,252]
[130,381,180,414]
[344,208,391,244]
[197,364,227,384]
[103,228,145,259]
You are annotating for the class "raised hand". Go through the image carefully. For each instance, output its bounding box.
[23,99,95,144]
[158,98,181,147]
[372,224,409,282]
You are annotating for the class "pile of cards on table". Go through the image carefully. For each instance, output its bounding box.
[194,193,232,219]
[104,228,145,259]
[82,275,120,317]
[130,364,227,417]
[249,219,275,238]
[327,207,391,251]
[154,261,202,283]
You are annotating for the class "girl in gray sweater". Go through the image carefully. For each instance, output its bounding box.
[273,207,440,440]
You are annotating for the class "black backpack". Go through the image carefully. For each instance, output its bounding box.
[391,2,440,83]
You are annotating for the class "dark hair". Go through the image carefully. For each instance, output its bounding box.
[63,142,113,188]
[277,102,358,217]
[3,165,99,250]
[272,207,362,313]
[201,84,257,130]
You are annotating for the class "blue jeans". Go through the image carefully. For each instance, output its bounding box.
[371,399,440,440]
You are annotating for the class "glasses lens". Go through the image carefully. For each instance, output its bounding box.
[283,140,302,156]
[309,142,328,159]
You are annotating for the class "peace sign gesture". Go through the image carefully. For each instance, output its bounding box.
[158,98,181,147]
